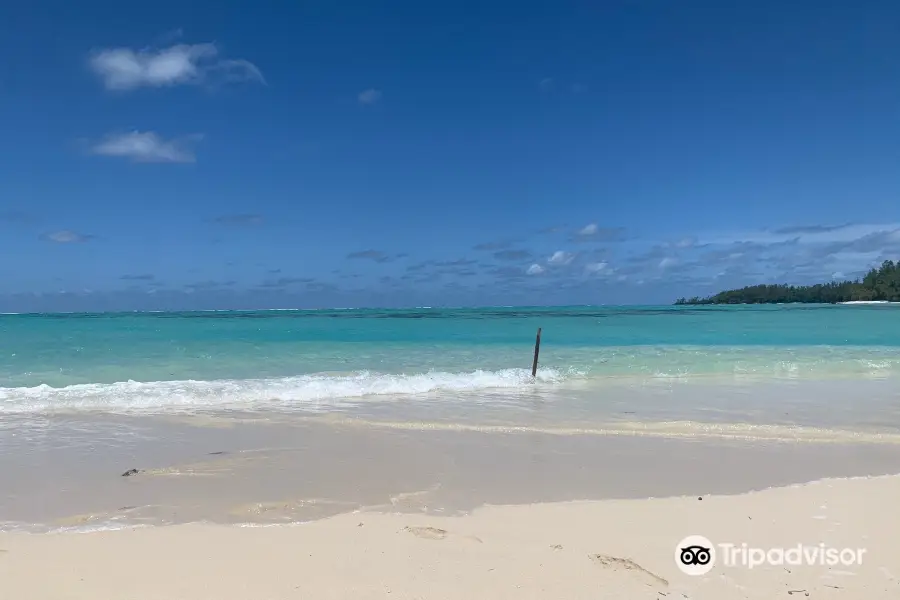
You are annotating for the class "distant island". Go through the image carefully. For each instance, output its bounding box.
[675,260,900,305]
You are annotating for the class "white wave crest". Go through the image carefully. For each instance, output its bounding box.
[0,368,575,415]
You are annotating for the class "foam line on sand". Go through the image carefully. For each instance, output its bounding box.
[305,414,900,445]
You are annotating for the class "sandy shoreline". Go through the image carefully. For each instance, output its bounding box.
[2,474,898,599]
[6,413,900,531]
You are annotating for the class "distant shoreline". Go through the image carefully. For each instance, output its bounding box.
[675,260,900,305]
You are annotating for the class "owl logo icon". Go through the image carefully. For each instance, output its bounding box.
[675,535,716,575]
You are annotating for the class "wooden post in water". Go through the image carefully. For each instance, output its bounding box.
[531,327,542,378]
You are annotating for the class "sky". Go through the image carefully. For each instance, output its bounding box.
[3,0,900,311]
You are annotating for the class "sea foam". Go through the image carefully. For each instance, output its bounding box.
[0,367,575,415]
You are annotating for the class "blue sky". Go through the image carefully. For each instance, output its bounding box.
[3,0,900,311]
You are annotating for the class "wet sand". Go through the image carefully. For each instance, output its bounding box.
[4,414,900,530]
[3,377,900,598]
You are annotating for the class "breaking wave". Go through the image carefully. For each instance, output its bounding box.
[0,367,578,415]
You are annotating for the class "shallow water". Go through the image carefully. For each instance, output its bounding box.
[2,304,900,418]
[4,414,900,533]
[3,305,900,531]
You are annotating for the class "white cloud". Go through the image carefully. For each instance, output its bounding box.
[358,88,382,105]
[91,131,201,163]
[570,224,627,242]
[658,257,678,269]
[42,230,94,243]
[585,261,613,275]
[526,264,545,275]
[89,43,264,91]
[548,250,574,265]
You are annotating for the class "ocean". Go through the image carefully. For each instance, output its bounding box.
[3,304,900,421]
[4,303,900,530]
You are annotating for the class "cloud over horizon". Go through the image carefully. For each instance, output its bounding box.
[12,217,900,310]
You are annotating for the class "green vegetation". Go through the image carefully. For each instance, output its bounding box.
[675,260,900,305]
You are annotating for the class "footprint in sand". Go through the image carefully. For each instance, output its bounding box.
[590,554,669,588]
[404,526,449,540]
[402,526,483,544]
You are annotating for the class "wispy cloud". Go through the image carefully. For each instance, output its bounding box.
[91,131,201,163]
[585,261,613,275]
[700,223,900,247]
[672,236,698,249]
[40,230,95,243]
[772,224,851,235]
[120,274,155,281]
[347,250,392,263]
[213,214,263,227]
[89,42,264,91]
[594,222,900,295]
[539,77,554,91]
[358,88,382,105]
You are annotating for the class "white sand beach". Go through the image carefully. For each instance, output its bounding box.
[1,474,897,600]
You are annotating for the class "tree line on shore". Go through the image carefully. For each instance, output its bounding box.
[675,260,900,305]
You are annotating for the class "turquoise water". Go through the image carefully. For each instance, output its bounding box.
[2,304,900,417]
[5,303,900,534]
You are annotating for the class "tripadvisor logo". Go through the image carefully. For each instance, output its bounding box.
[675,535,866,575]
[676,535,716,575]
